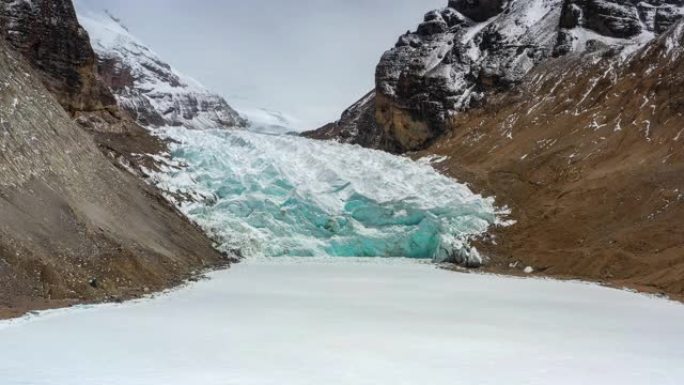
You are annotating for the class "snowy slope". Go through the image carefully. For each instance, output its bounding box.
[381,0,684,118]
[238,107,300,135]
[78,11,246,130]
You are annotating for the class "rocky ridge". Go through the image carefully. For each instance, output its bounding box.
[78,11,246,130]
[0,0,133,133]
[426,20,684,297]
[306,0,684,153]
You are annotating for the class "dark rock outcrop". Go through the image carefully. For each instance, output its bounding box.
[559,0,684,38]
[0,0,116,117]
[308,0,684,153]
[302,91,404,153]
[449,0,509,22]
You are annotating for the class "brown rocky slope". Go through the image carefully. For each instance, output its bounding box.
[424,23,684,298]
[306,3,684,298]
[0,0,235,319]
[0,39,232,319]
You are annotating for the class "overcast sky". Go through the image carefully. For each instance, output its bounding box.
[74,0,444,130]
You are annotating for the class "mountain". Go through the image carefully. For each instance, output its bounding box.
[0,0,169,171]
[303,91,402,151]
[305,1,684,298]
[78,11,247,130]
[306,0,684,153]
[0,0,233,318]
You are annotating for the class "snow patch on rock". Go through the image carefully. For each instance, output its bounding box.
[78,10,246,130]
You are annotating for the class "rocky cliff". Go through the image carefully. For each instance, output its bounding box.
[78,11,246,130]
[306,0,683,153]
[0,0,112,113]
[0,0,171,179]
[0,0,129,131]
[307,1,684,298]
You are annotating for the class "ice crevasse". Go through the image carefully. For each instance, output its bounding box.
[151,127,505,264]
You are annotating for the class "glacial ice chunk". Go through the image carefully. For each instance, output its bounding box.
[152,127,499,261]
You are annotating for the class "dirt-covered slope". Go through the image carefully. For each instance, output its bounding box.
[0,40,232,319]
[423,22,684,297]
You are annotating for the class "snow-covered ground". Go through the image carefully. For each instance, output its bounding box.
[1,258,683,385]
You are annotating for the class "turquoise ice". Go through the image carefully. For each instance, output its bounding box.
[152,127,499,262]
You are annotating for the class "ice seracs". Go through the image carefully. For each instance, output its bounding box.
[151,127,501,264]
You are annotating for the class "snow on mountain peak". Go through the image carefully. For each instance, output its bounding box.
[78,10,246,130]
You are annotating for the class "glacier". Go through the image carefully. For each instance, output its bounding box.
[151,126,500,263]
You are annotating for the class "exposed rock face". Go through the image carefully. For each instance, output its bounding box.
[0,40,230,318]
[302,91,404,153]
[78,12,246,130]
[309,0,684,153]
[449,0,509,22]
[559,0,684,38]
[0,0,159,138]
[0,0,116,117]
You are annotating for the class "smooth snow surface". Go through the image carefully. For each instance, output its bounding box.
[151,127,498,262]
[1,258,683,385]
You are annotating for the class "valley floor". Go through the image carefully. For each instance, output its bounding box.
[1,257,682,385]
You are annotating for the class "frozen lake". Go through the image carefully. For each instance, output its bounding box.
[1,258,683,385]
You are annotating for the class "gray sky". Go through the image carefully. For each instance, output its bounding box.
[75,0,444,130]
